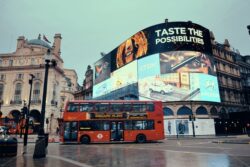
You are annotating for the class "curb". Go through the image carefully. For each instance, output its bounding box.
[212,140,250,144]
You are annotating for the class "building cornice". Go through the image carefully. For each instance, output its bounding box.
[0,64,64,75]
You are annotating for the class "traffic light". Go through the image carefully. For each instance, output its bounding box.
[21,106,28,119]
[189,114,196,121]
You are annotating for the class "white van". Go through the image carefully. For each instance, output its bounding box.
[149,80,173,95]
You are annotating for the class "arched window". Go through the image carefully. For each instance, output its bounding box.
[220,108,226,113]
[177,106,192,115]
[163,107,174,116]
[210,107,218,116]
[196,106,208,115]
[33,82,41,101]
[0,83,4,100]
[14,83,22,102]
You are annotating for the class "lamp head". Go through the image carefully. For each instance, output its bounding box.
[44,49,52,61]
[247,25,250,35]
[30,74,35,79]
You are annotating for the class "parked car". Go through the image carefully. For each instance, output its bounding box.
[149,80,174,95]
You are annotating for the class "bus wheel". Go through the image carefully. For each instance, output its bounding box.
[136,134,146,143]
[81,135,90,144]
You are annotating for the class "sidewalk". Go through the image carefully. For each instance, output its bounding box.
[166,135,236,140]
[166,134,250,144]
[8,134,60,143]
[212,135,250,144]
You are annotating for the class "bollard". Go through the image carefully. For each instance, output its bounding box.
[0,137,18,157]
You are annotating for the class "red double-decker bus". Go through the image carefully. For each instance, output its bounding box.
[60,100,164,144]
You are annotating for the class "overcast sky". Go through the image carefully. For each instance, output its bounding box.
[0,0,250,84]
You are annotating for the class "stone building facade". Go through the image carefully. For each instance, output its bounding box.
[0,34,78,133]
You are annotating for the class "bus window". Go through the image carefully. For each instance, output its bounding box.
[79,121,110,131]
[133,103,146,112]
[133,120,144,130]
[123,103,131,111]
[110,103,123,112]
[67,103,79,112]
[79,121,91,130]
[146,120,154,130]
[146,103,155,112]
[95,103,110,112]
[103,121,110,130]
[130,120,154,130]
[124,120,133,130]
[80,103,94,112]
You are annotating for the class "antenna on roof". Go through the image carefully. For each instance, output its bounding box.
[165,18,168,24]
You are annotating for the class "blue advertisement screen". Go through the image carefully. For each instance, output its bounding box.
[93,78,112,98]
[190,73,220,102]
[138,54,160,79]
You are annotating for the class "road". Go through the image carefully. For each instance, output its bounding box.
[1,137,250,167]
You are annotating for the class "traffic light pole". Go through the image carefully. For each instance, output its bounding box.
[191,115,196,137]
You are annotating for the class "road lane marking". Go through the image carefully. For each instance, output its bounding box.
[47,155,93,167]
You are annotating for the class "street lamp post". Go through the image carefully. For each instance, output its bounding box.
[33,49,52,158]
[23,74,35,153]
[190,101,196,137]
[0,99,2,118]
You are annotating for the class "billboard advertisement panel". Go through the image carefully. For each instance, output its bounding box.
[94,53,111,85]
[111,61,137,91]
[93,78,112,98]
[138,73,220,102]
[164,119,215,136]
[138,53,160,80]
[176,119,189,135]
[160,51,216,76]
[138,50,220,102]
[190,73,220,102]
[109,21,212,70]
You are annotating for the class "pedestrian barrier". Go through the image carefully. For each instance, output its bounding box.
[0,137,18,157]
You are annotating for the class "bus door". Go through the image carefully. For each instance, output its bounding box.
[110,121,124,141]
[64,121,78,142]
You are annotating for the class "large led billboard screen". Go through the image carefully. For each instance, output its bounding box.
[93,21,220,103]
